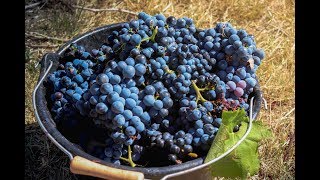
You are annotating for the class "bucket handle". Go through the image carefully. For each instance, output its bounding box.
[70,156,144,180]
[33,54,144,180]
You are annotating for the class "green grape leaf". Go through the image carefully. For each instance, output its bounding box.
[204,109,272,179]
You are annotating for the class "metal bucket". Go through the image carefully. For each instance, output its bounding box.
[32,23,263,180]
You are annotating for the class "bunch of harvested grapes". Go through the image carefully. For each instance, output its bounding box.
[46,12,265,167]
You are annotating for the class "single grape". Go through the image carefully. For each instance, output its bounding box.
[168,154,177,162]
[122,65,136,79]
[143,95,155,106]
[125,98,136,110]
[113,114,125,127]
[111,101,124,114]
[145,85,156,95]
[125,126,137,136]
[154,100,163,110]
[237,80,247,89]
[95,102,108,114]
[170,145,181,154]
[123,110,133,120]
[130,34,142,46]
[100,83,113,95]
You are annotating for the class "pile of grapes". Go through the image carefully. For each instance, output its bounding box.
[46,12,265,167]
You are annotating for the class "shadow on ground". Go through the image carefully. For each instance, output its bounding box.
[25,123,97,180]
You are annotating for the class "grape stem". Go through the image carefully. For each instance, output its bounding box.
[198,87,212,91]
[164,66,174,74]
[115,43,126,53]
[149,26,158,42]
[155,94,160,100]
[120,145,136,167]
[188,152,198,158]
[191,80,208,103]
[136,26,158,49]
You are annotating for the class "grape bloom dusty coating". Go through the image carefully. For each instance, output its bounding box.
[47,12,264,166]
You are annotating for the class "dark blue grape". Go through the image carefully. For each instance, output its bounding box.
[111,101,124,114]
[125,126,137,136]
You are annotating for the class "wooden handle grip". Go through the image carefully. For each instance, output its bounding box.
[70,156,144,180]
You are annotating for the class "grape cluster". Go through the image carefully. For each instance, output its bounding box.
[47,12,264,166]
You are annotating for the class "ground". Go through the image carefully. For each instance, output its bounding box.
[25,0,295,179]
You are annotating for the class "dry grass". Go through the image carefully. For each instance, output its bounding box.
[25,0,295,179]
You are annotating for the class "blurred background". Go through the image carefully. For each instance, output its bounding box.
[25,0,295,179]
